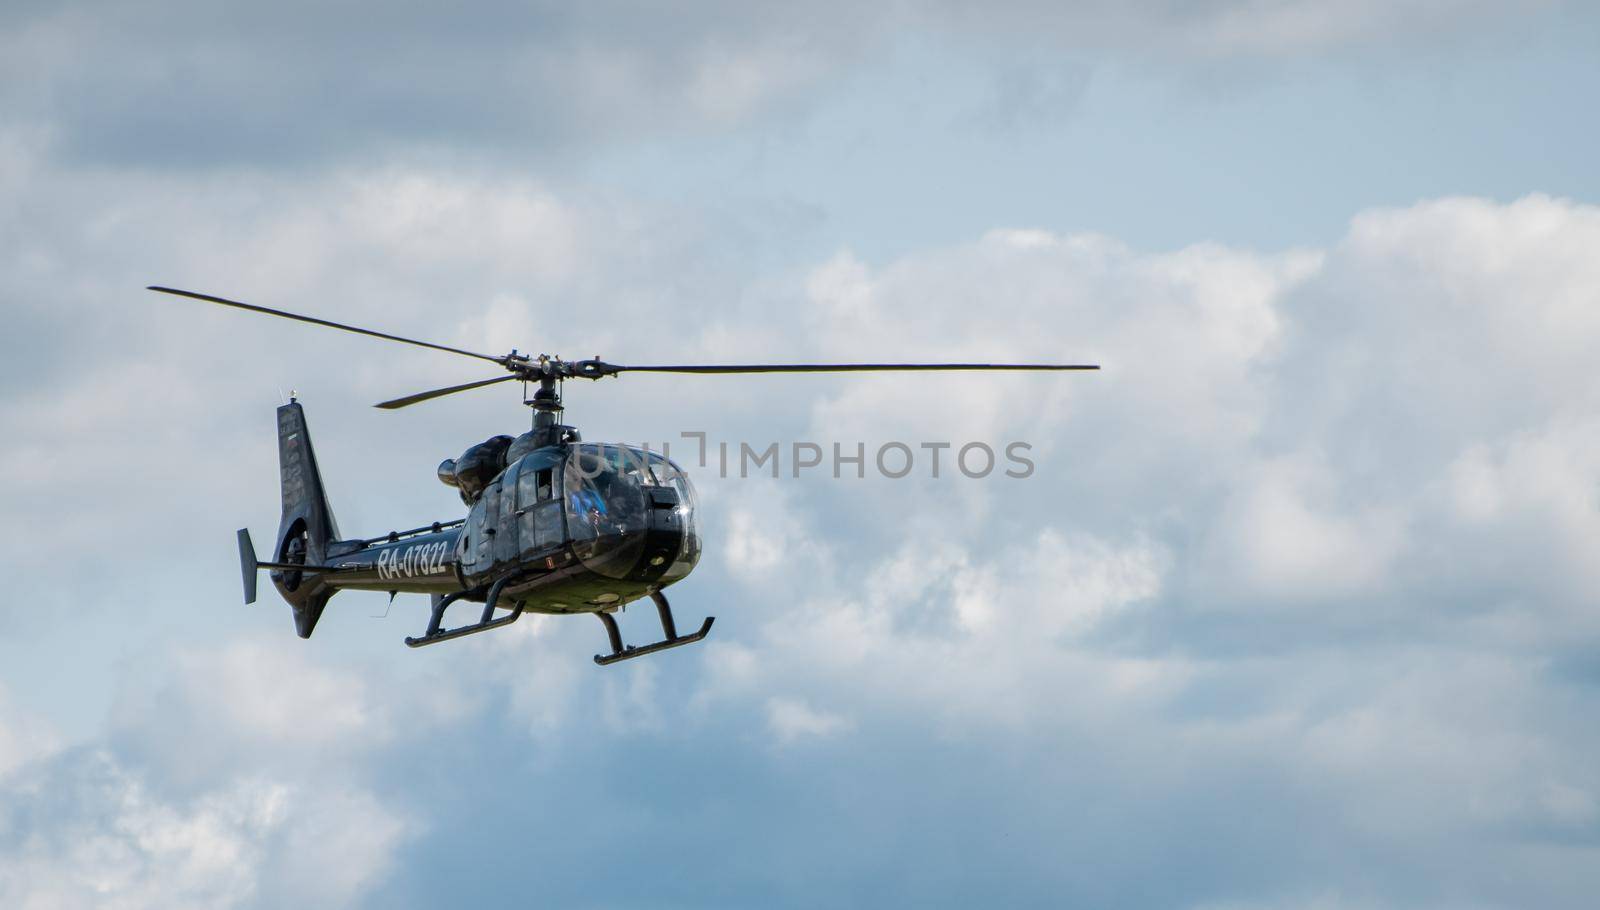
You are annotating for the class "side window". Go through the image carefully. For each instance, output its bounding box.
[517,467,540,511]
[499,461,520,520]
[517,467,540,551]
[462,497,486,573]
[479,479,501,564]
[534,500,563,549]
[494,462,520,564]
[517,460,564,552]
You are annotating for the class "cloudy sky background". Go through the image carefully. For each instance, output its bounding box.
[3,1,1600,906]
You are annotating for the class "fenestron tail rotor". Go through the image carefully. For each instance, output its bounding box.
[146,287,1100,410]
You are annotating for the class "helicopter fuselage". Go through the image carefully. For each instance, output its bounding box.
[275,441,702,619]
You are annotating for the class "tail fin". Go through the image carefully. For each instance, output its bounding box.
[273,400,341,638]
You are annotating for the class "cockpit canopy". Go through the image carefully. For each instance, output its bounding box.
[564,444,699,582]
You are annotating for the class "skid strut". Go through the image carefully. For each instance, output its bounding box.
[405,577,524,648]
[593,591,714,666]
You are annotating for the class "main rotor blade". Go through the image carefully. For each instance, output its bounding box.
[147,286,506,364]
[374,374,519,409]
[610,362,1099,374]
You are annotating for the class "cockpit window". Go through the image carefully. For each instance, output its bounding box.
[643,450,687,487]
[514,447,562,506]
[565,444,649,544]
[561,443,702,582]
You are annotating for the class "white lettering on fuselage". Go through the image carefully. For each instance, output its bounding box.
[377,540,452,581]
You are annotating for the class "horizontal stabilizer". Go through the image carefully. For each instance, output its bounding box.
[237,528,258,604]
[239,527,340,606]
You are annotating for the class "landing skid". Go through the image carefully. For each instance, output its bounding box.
[404,577,524,648]
[593,591,714,666]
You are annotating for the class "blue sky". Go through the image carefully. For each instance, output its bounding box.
[3,3,1600,907]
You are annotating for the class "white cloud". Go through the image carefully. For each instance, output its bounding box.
[703,527,1172,735]
[0,3,1556,170]
[1204,453,1407,604]
[1430,417,1600,623]
[0,754,410,910]
[765,696,850,744]
[173,643,387,747]
[0,759,285,910]
[0,687,58,781]
[263,787,412,909]
[102,641,404,794]
[1171,0,1532,58]
[0,640,421,910]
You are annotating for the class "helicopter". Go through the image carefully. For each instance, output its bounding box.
[149,286,1099,665]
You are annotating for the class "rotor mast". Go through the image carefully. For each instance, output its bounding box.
[524,364,570,448]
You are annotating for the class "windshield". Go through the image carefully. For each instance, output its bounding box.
[564,444,650,576]
[562,444,701,582]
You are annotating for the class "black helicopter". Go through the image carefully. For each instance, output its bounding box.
[149,286,1098,665]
